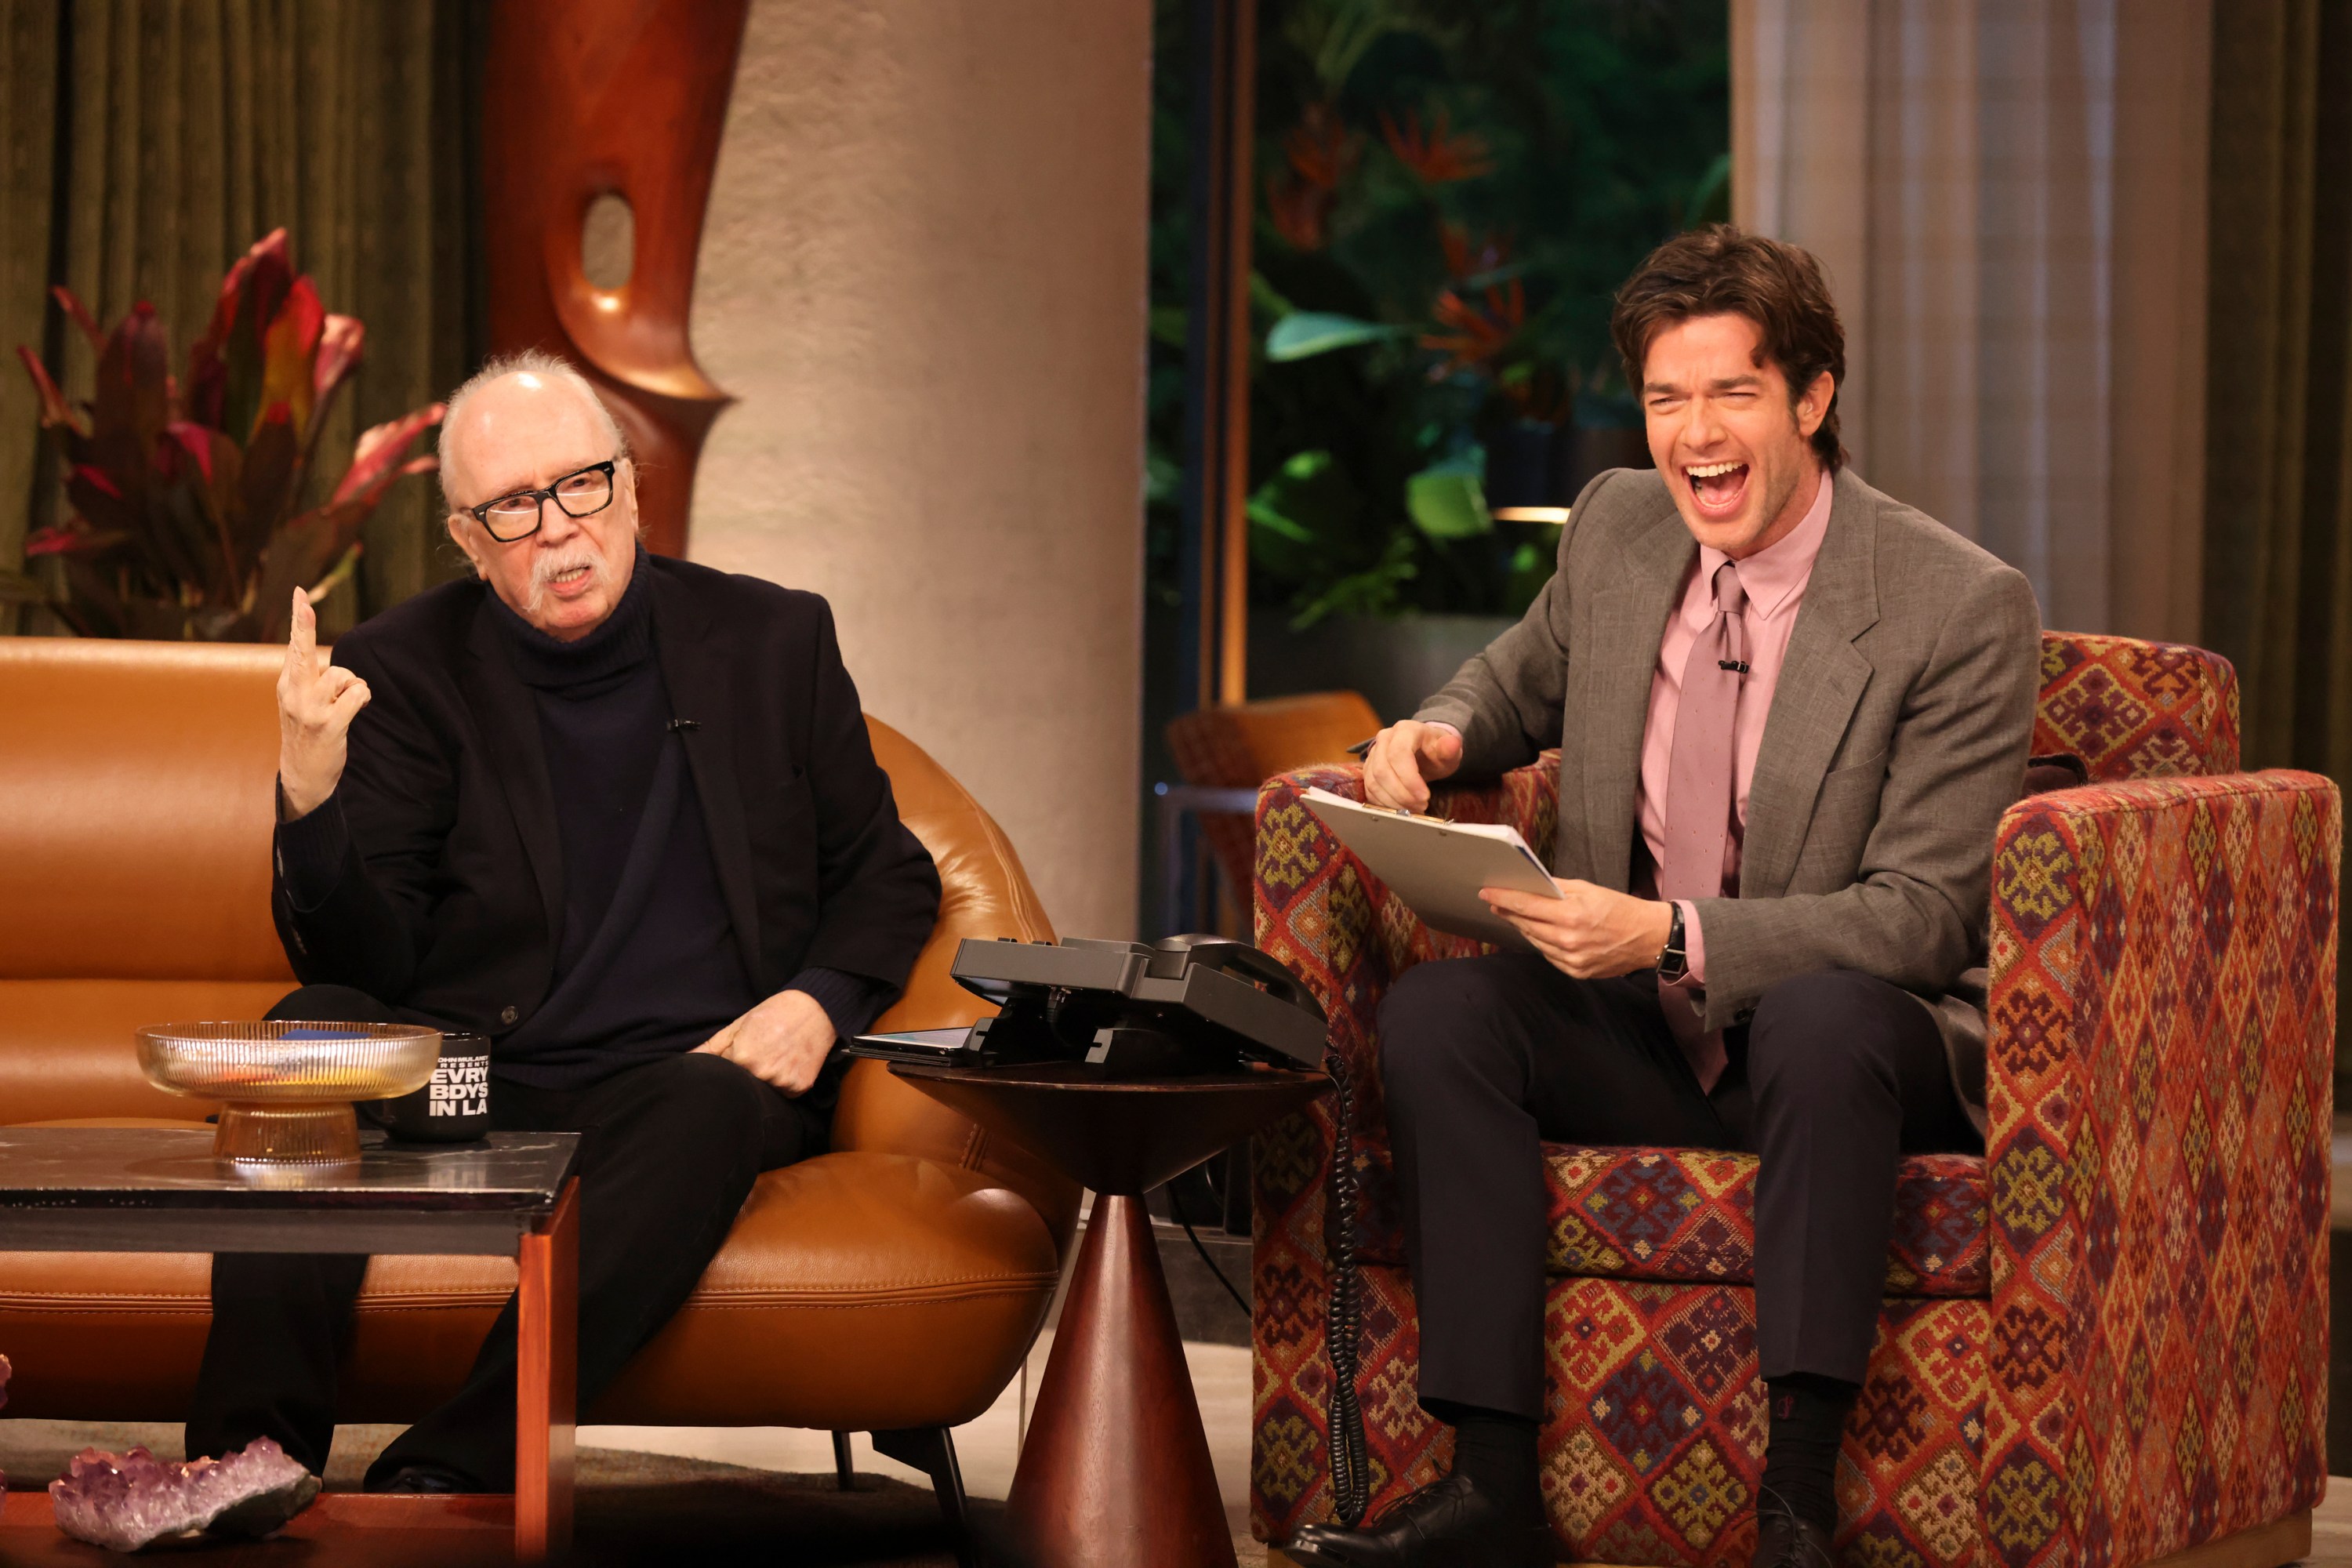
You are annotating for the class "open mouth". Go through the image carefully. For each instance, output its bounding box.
[543,563,596,595]
[1683,459,1750,519]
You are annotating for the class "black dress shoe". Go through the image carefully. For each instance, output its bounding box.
[366,1464,471,1494]
[1285,1473,1550,1567]
[1751,1501,1835,1568]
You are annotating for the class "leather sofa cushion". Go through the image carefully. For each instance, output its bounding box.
[0,637,1078,1234]
[0,641,289,982]
[0,640,1080,1438]
[0,1149,1059,1428]
[1350,1145,1988,1298]
[0,980,290,1123]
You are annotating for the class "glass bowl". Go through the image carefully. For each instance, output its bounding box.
[136,1021,443,1165]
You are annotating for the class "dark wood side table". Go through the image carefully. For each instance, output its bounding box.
[0,1126,581,1562]
[891,1061,1327,1568]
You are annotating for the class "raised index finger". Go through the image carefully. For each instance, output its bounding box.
[284,589,316,681]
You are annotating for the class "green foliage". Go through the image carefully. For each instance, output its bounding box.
[1144,0,1728,625]
[1247,448,1363,583]
[1266,311,1415,361]
[1293,530,1420,626]
[1405,452,1490,541]
[1508,528,1563,608]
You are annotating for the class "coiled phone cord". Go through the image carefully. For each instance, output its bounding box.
[1323,1047,1372,1527]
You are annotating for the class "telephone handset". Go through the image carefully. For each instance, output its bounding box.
[1145,932,1323,1015]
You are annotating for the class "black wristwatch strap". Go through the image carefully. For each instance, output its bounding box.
[1656,902,1689,983]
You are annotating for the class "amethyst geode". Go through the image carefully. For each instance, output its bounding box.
[49,1437,319,1552]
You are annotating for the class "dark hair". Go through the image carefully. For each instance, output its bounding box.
[1610,224,1848,472]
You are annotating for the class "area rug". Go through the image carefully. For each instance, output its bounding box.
[0,1423,963,1564]
[0,1423,1265,1565]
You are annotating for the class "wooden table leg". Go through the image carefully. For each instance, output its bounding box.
[1007,1192,1236,1568]
[515,1178,579,1562]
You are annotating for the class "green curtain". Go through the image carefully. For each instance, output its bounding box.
[1,0,485,639]
[0,1,64,635]
[2202,0,2352,1079]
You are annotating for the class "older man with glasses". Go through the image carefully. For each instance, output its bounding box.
[185,351,942,1497]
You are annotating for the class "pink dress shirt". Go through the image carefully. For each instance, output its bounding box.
[1643,465,1834,985]
[1420,466,1833,1017]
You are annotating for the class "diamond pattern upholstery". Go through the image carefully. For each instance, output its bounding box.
[1342,1146,1989,1298]
[1250,632,2337,1568]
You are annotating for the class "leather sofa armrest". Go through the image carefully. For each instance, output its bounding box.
[831,1058,1079,1247]
[826,717,1081,1250]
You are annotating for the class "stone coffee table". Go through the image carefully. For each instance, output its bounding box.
[0,1124,581,1561]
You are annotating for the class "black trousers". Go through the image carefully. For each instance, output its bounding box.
[1379,956,1979,1421]
[185,985,828,1488]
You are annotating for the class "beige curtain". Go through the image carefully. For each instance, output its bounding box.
[1730,0,2209,641]
[2,0,483,637]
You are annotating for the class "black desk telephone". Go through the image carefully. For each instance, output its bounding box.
[848,934,1327,1076]
[847,931,1374,1527]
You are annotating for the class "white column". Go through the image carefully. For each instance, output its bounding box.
[688,0,1152,938]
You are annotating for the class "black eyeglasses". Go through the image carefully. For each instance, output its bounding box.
[467,460,618,543]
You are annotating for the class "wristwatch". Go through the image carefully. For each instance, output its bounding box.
[1655,902,1689,983]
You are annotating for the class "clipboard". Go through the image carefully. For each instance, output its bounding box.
[1300,786,1559,950]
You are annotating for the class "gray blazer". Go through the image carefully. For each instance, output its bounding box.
[1414,465,2042,1130]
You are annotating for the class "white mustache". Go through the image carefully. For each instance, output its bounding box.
[523,547,606,615]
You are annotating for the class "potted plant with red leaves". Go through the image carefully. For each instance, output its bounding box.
[13,229,442,641]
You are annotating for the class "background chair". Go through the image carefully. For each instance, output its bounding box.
[1248,632,2338,1568]
[0,637,1078,1548]
[1164,689,1381,933]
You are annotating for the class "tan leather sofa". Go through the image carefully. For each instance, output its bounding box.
[0,637,1078,1514]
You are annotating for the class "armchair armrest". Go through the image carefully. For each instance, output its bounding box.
[1983,770,2338,1568]
[1249,753,1560,1536]
[1253,751,1564,1083]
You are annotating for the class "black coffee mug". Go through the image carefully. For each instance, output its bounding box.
[362,1033,492,1143]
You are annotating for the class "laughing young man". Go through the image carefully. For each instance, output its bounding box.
[1286,227,2041,1567]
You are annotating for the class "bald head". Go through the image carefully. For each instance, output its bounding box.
[438,352,628,507]
[438,351,641,641]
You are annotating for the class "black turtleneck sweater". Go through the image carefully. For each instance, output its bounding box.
[278,555,891,1088]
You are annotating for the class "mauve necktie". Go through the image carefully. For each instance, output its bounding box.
[1657,559,1746,1090]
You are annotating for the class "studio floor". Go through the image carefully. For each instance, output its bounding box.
[9,1167,2352,1564]
[7,1336,2352,1565]
[0,1330,1265,1566]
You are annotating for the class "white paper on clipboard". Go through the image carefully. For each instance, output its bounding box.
[1299,786,1559,950]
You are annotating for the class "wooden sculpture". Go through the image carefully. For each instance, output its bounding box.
[481,0,750,557]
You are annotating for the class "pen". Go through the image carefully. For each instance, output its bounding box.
[1338,739,1417,815]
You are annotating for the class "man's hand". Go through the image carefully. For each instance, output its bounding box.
[1483,880,1675,980]
[277,587,371,821]
[692,989,837,1094]
[1363,720,1465,811]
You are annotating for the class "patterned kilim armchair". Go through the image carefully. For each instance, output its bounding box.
[1251,633,2339,1568]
